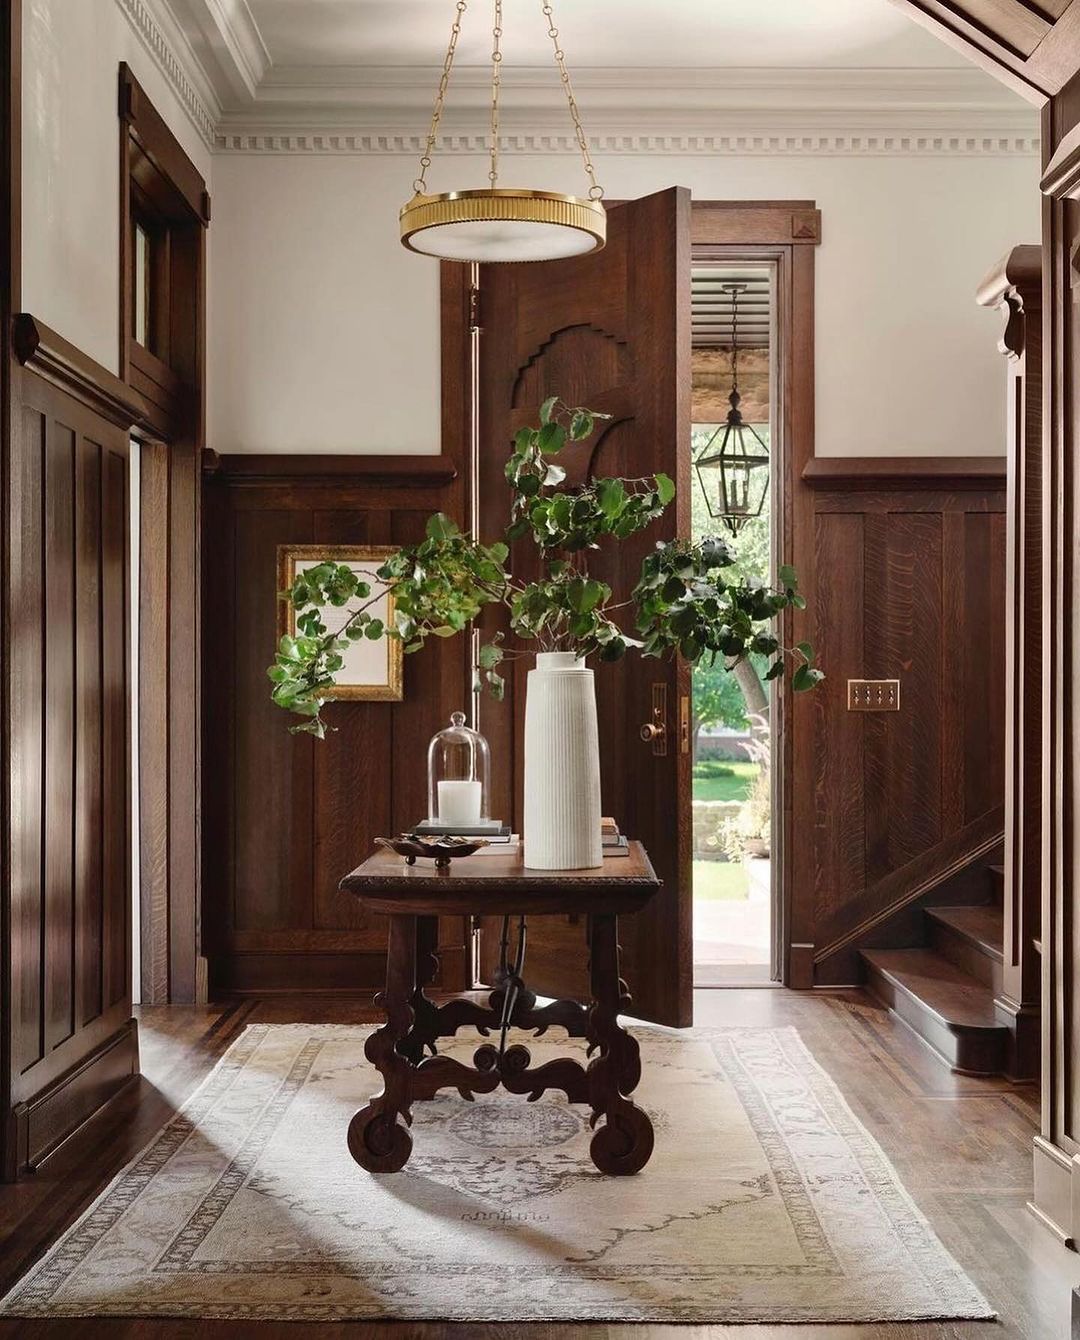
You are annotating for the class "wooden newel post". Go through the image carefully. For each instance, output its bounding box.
[976,244,1042,1083]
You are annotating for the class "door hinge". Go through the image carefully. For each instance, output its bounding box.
[680,694,690,754]
[469,284,483,333]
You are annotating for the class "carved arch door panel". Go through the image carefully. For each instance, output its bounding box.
[472,186,693,1027]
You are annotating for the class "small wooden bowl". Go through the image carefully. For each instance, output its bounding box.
[374,835,490,870]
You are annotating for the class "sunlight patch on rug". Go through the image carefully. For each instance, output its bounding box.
[0,1023,994,1323]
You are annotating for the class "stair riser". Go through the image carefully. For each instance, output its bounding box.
[864,963,1009,1076]
[928,920,1003,994]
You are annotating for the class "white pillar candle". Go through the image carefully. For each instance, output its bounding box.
[437,779,482,826]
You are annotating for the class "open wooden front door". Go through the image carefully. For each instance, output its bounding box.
[472,186,693,1027]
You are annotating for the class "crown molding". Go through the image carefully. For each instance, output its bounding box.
[255,63,1033,112]
[114,0,219,147]
[116,2,1040,159]
[168,0,269,100]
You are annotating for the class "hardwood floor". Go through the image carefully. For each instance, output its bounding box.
[0,988,1076,1339]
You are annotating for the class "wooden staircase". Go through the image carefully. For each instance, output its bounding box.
[861,866,1012,1075]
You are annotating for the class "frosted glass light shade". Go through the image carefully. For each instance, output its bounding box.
[400,188,606,263]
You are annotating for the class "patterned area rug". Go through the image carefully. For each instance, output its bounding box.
[0,1023,993,1323]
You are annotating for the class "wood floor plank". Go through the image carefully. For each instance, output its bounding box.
[0,988,1073,1338]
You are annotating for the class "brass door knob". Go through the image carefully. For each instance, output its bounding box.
[640,721,666,742]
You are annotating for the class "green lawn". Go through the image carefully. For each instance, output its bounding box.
[692,760,758,803]
[692,859,749,901]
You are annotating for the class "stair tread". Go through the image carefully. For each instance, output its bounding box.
[861,948,1004,1031]
[925,904,1003,962]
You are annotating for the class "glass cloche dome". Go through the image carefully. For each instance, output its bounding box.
[427,712,491,829]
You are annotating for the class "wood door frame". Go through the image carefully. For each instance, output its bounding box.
[690,202,820,987]
[440,198,819,994]
[118,64,209,1005]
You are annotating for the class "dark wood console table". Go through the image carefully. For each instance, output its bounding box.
[339,843,661,1176]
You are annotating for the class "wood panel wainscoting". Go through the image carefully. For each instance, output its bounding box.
[200,450,472,996]
[2,317,145,1178]
[800,457,1007,989]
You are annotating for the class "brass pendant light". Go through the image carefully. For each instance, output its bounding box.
[400,0,606,263]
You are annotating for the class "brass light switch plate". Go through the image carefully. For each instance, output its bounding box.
[847,678,901,712]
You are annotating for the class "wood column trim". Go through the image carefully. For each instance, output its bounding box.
[0,0,22,1181]
[976,242,1042,1081]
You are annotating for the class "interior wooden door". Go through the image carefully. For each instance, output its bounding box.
[474,186,692,1026]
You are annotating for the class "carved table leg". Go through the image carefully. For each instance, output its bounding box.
[348,914,417,1173]
[399,915,441,1064]
[585,912,654,1175]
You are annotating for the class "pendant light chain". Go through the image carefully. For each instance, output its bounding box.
[489,0,503,187]
[731,286,740,392]
[541,0,604,200]
[400,0,608,260]
[413,0,468,196]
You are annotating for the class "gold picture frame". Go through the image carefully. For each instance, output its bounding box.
[276,544,403,702]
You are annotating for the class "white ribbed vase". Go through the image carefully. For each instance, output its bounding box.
[523,652,603,870]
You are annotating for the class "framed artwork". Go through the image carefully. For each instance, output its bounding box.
[276,544,403,702]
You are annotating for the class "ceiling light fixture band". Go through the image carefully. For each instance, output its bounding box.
[400,0,606,264]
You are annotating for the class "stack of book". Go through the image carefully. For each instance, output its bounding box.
[406,820,628,859]
[409,822,520,857]
[601,817,630,857]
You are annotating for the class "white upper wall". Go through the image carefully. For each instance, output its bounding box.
[18,0,1042,457]
[21,0,214,375]
[208,147,1040,458]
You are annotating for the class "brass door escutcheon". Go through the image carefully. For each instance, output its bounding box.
[641,684,668,756]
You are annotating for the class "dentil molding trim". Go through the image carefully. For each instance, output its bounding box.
[120,0,1040,158]
[214,130,1039,157]
[115,0,219,147]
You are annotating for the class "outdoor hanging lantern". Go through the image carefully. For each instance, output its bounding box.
[399,0,606,263]
[693,283,771,536]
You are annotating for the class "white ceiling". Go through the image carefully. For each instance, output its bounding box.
[243,0,967,71]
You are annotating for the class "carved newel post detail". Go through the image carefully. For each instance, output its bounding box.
[976,244,1042,1082]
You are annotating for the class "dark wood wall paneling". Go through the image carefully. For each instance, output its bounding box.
[804,458,1007,985]
[3,317,142,1177]
[200,449,471,995]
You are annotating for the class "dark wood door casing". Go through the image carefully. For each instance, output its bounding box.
[119,64,209,1006]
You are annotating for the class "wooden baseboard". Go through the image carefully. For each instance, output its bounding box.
[8,1019,140,1178]
[1031,1135,1076,1248]
[210,952,387,995]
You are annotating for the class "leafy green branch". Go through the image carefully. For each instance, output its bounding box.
[268,396,823,737]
